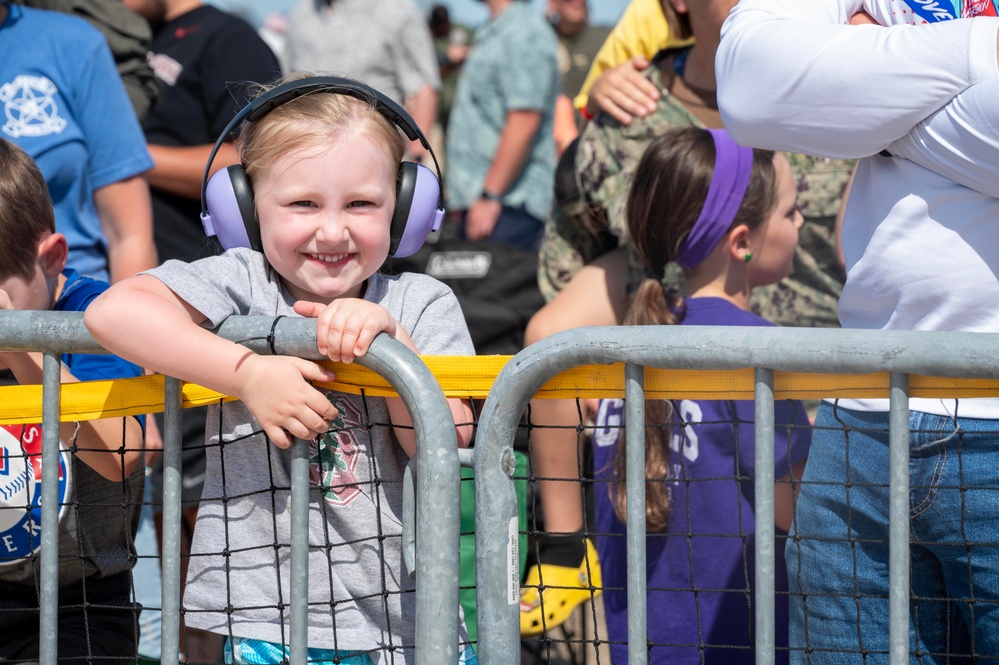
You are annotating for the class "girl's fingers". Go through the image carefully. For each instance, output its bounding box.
[293,300,324,318]
[265,425,293,449]
[602,99,635,126]
[306,390,339,422]
[294,357,334,384]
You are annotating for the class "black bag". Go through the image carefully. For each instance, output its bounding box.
[387,229,546,356]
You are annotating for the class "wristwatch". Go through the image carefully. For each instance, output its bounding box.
[480,189,503,202]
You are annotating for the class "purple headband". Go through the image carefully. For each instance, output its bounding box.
[674,129,755,270]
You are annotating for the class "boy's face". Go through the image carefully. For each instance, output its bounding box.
[254,133,396,304]
[0,233,67,311]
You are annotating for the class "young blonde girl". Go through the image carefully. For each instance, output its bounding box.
[591,127,811,664]
[85,77,476,664]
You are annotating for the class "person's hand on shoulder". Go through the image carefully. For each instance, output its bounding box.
[585,56,660,125]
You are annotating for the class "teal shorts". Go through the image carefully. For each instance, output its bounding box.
[226,636,477,664]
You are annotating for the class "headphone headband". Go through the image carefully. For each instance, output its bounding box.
[246,77,425,142]
[199,76,446,258]
[199,76,443,215]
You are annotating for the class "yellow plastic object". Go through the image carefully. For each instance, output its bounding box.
[519,538,603,637]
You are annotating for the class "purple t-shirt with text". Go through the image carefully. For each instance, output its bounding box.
[592,298,811,664]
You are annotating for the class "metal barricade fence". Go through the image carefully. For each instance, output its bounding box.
[7,314,999,665]
[0,311,461,665]
[473,325,999,665]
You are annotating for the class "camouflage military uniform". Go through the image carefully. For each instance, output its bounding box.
[539,48,854,328]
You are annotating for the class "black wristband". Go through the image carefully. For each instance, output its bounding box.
[480,189,503,202]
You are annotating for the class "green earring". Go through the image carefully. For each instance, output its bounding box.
[743,251,752,263]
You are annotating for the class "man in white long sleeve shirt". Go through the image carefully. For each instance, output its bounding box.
[717,0,999,661]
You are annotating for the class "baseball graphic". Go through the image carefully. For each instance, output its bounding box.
[0,428,35,532]
[0,424,72,565]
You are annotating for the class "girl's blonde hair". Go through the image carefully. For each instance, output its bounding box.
[238,74,407,188]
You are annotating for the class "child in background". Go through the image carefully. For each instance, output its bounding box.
[591,127,811,664]
[84,77,476,664]
[0,137,146,663]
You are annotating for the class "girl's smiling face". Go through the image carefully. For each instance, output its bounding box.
[254,131,397,304]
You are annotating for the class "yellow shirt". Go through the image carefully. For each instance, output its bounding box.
[573,0,694,111]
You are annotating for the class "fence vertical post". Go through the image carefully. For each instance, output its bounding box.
[360,336,462,664]
[624,363,648,665]
[474,394,525,665]
[161,377,183,665]
[888,373,910,665]
[289,437,310,665]
[754,368,775,665]
[38,352,61,665]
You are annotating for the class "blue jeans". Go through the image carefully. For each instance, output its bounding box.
[787,402,999,663]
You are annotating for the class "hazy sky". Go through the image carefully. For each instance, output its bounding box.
[415,0,630,28]
[209,0,630,31]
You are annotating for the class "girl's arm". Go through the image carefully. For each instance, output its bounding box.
[528,248,630,343]
[775,457,807,533]
[85,275,337,448]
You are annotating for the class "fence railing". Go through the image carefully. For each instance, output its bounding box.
[0,311,461,665]
[473,325,999,665]
[7,314,999,664]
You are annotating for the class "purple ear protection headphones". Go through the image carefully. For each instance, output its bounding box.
[199,76,445,258]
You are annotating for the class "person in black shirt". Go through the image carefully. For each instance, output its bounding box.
[122,1,280,660]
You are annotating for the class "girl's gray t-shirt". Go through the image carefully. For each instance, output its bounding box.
[147,248,474,658]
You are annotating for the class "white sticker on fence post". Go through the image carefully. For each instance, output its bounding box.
[508,517,519,605]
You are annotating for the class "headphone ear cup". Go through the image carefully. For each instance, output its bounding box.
[390,161,444,258]
[202,165,260,251]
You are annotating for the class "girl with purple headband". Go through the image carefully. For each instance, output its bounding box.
[591,127,811,664]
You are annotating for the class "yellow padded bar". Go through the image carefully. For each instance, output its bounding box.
[2,356,999,424]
